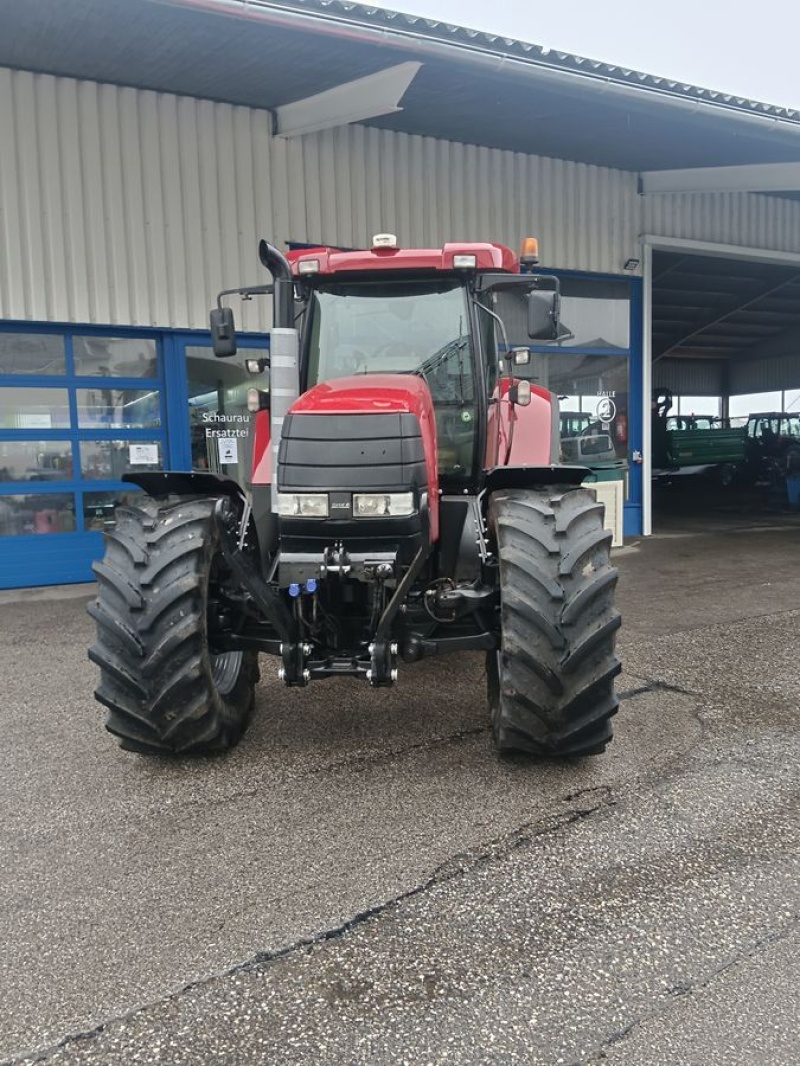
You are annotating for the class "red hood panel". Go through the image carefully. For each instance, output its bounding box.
[291,374,434,417]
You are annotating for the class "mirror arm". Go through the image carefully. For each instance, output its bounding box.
[215,284,273,309]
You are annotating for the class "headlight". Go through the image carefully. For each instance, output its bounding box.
[277,493,329,518]
[353,492,415,517]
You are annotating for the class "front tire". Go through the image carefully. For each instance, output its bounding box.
[88,494,258,755]
[487,487,621,757]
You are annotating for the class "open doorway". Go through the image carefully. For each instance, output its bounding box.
[647,247,800,532]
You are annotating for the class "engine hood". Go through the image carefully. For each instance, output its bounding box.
[286,374,439,541]
[291,373,435,420]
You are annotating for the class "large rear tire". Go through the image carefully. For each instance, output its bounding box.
[88,494,258,755]
[487,487,621,757]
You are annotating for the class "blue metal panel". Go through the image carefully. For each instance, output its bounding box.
[163,332,193,470]
[0,533,101,588]
[624,278,644,538]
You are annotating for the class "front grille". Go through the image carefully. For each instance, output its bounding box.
[278,412,427,491]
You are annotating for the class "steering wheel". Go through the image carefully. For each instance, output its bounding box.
[330,349,368,377]
[374,343,422,364]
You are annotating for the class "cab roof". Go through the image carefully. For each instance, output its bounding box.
[286,242,520,277]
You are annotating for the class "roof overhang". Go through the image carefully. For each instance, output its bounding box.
[1,0,800,173]
[641,162,800,194]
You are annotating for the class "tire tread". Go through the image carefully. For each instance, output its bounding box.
[488,487,621,757]
[88,494,256,755]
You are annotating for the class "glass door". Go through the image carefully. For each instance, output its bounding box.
[169,337,271,493]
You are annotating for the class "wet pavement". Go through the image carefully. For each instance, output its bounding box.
[1,514,798,1064]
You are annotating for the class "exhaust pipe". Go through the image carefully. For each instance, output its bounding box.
[259,240,294,329]
[259,240,299,517]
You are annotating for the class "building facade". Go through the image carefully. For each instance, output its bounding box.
[2,53,800,586]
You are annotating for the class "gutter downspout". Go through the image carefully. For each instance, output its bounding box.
[152,0,798,137]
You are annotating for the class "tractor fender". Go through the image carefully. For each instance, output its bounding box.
[122,470,246,501]
[124,470,278,576]
[482,465,588,495]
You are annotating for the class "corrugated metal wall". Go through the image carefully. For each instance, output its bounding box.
[731,353,800,395]
[727,325,800,395]
[655,353,800,399]
[653,358,725,397]
[2,66,799,334]
[0,67,640,330]
[644,192,800,253]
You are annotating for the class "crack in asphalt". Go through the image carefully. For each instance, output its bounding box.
[6,787,615,1065]
[120,724,493,829]
[45,677,691,882]
[291,672,691,779]
[151,698,664,827]
[618,677,698,699]
[576,912,800,1065]
[618,674,711,749]
[307,724,490,777]
[124,678,691,833]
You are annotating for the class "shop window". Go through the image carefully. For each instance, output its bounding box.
[76,388,161,429]
[186,345,261,488]
[0,387,71,428]
[554,279,630,350]
[0,333,66,376]
[83,489,142,532]
[79,440,163,480]
[0,441,74,482]
[0,492,76,536]
[0,328,166,550]
[544,352,630,461]
[73,336,159,378]
[496,278,631,352]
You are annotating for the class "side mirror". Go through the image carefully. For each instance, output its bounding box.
[527,290,559,341]
[210,306,237,358]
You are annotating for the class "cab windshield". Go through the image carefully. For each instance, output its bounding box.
[306,279,477,478]
[307,280,471,389]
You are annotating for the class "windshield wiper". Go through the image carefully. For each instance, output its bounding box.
[415,336,469,378]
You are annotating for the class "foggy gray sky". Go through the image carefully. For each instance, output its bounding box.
[368,0,800,109]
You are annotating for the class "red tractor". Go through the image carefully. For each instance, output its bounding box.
[89,235,620,758]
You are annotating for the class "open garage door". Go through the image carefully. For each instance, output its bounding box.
[649,250,800,532]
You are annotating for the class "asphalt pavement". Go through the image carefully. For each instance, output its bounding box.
[1,511,798,1064]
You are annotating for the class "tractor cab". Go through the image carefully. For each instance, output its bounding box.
[210,235,560,485]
